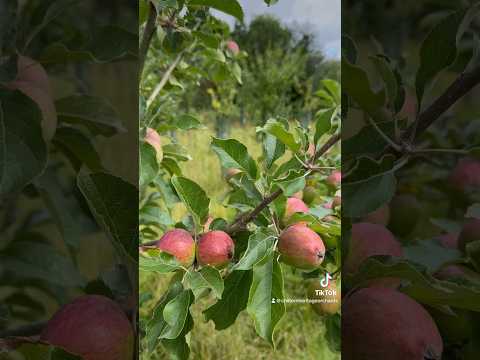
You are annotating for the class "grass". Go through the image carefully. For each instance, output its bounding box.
[140,121,340,360]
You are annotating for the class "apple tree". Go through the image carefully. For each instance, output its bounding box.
[342,2,480,359]
[138,0,341,358]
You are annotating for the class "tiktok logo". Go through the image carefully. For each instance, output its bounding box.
[320,272,333,288]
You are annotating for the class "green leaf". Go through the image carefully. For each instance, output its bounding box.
[259,120,302,153]
[272,170,306,197]
[321,79,341,104]
[0,89,48,197]
[203,270,253,330]
[348,257,480,311]
[193,31,220,49]
[343,120,404,160]
[140,142,159,188]
[153,0,178,11]
[231,62,242,84]
[466,240,480,272]
[146,282,184,352]
[466,203,480,219]
[211,138,258,179]
[263,133,285,169]
[77,172,138,260]
[140,205,174,228]
[416,7,478,107]
[53,126,103,171]
[162,157,183,176]
[161,290,193,339]
[40,26,137,64]
[233,230,276,271]
[1,241,85,287]
[189,0,244,22]
[154,176,180,207]
[139,0,149,25]
[342,35,357,64]
[7,342,82,359]
[184,266,224,300]
[343,172,396,218]
[56,95,125,136]
[158,114,205,132]
[325,314,341,353]
[162,143,191,162]
[314,108,335,146]
[35,168,83,249]
[342,57,385,115]
[430,217,462,234]
[139,252,181,273]
[0,0,17,53]
[25,0,79,48]
[342,156,397,217]
[161,313,193,360]
[247,252,285,347]
[171,176,210,225]
[404,238,461,273]
[369,55,398,107]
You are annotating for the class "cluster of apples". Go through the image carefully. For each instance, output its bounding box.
[153,228,235,269]
[342,156,480,359]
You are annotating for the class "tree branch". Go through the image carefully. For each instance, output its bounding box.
[313,132,341,163]
[139,3,157,82]
[385,64,480,155]
[227,132,341,234]
[138,135,340,248]
[226,189,283,234]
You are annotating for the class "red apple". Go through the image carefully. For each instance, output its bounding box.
[326,171,341,186]
[345,223,403,276]
[458,218,480,252]
[145,127,162,154]
[343,287,443,360]
[226,40,240,56]
[197,231,234,268]
[363,204,390,226]
[449,157,480,191]
[41,295,134,360]
[278,224,325,270]
[388,194,421,237]
[156,228,195,267]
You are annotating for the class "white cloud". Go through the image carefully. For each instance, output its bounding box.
[213,0,340,59]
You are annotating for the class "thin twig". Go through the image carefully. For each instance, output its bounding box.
[366,115,402,152]
[384,64,480,156]
[146,48,188,108]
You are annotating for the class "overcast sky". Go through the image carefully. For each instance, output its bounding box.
[213,0,341,59]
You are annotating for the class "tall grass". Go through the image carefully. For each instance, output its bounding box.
[141,121,340,360]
